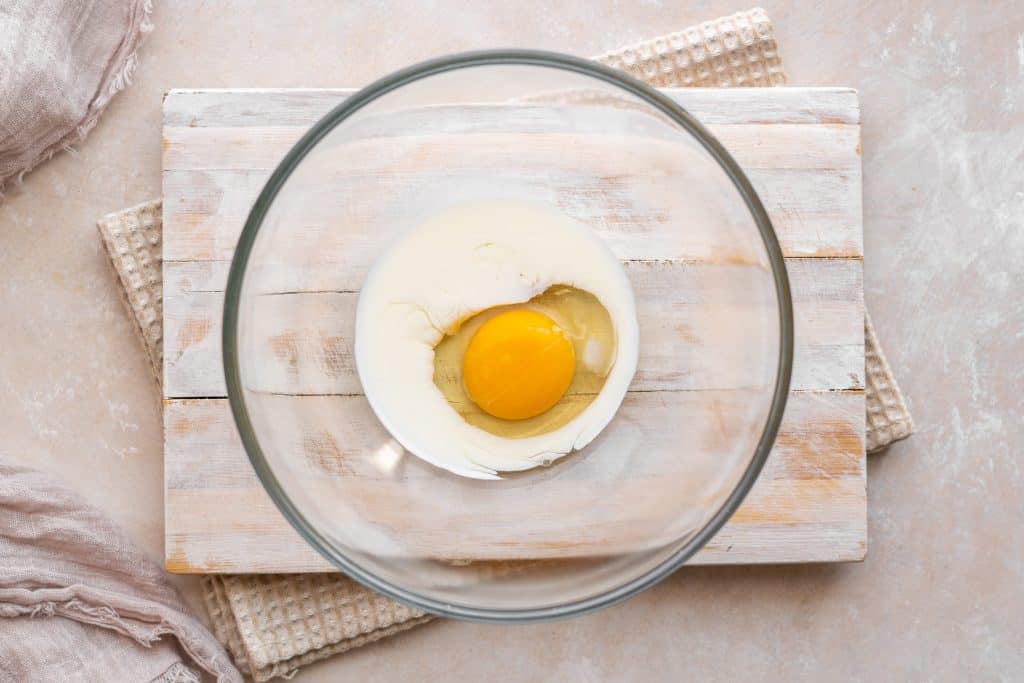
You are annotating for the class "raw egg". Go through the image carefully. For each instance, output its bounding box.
[462,309,576,421]
[354,201,639,479]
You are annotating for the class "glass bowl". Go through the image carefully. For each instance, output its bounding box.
[223,50,793,622]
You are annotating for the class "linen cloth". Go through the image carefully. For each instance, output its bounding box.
[0,3,241,682]
[0,0,153,192]
[95,7,913,680]
[0,462,243,682]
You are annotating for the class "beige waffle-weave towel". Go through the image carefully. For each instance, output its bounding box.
[202,574,431,680]
[98,8,913,681]
[96,199,163,382]
[864,315,914,451]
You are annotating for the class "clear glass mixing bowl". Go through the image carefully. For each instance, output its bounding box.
[223,50,793,622]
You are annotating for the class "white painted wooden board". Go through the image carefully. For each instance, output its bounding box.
[162,87,865,572]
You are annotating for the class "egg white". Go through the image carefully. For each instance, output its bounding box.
[354,201,639,480]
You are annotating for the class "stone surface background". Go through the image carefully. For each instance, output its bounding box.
[1,2,1020,680]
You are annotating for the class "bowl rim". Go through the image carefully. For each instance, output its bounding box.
[222,48,794,624]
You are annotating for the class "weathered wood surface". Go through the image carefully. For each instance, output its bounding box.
[162,87,865,572]
[164,257,864,398]
[165,390,865,570]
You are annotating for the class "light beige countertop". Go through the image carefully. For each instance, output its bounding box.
[2,2,1021,680]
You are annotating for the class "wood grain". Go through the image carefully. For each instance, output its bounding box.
[162,87,866,572]
[162,89,863,263]
[163,87,860,128]
[163,257,863,398]
[165,390,865,569]
[162,166,862,263]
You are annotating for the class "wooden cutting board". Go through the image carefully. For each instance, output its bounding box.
[162,87,865,573]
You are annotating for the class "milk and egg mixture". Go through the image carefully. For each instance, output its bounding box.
[354,201,638,479]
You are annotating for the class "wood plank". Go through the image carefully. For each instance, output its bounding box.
[164,389,865,570]
[161,98,862,265]
[163,123,859,173]
[162,87,860,128]
[162,165,862,263]
[165,392,864,490]
[163,257,863,398]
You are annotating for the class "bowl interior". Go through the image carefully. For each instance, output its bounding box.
[226,53,789,621]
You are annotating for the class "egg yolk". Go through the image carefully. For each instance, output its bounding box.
[462,309,576,420]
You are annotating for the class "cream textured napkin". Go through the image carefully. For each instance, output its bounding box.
[98,8,913,680]
[864,314,914,451]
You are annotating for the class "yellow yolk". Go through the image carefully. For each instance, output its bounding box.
[462,309,576,420]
